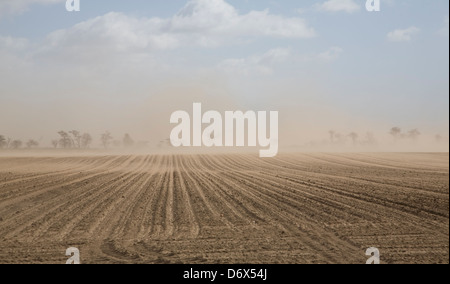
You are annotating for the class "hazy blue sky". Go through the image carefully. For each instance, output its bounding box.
[0,0,448,147]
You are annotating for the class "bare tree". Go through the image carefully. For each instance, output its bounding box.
[81,133,93,149]
[11,140,22,149]
[123,134,134,147]
[100,132,113,149]
[69,130,81,148]
[26,140,39,149]
[407,129,421,141]
[348,132,358,146]
[51,140,59,148]
[0,135,5,149]
[58,131,72,149]
[389,127,402,140]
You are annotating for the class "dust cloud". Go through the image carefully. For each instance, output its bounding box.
[0,76,448,154]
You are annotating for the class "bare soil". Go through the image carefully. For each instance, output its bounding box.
[0,153,448,264]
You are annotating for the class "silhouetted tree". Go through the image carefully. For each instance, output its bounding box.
[69,130,81,148]
[0,135,5,149]
[11,140,22,149]
[123,134,134,147]
[100,132,113,149]
[81,133,93,149]
[58,131,72,148]
[51,140,59,148]
[408,129,421,141]
[26,140,39,148]
[3,137,12,149]
[390,127,402,140]
[348,132,358,146]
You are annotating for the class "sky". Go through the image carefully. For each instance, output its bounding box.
[0,0,449,150]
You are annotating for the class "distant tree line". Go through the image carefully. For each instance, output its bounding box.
[325,127,446,147]
[52,131,134,149]
[0,135,39,150]
[328,130,377,147]
[53,131,94,149]
[389,127,421,141]
[1,131,135,150]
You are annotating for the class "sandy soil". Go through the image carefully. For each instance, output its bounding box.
[0,153,448,264]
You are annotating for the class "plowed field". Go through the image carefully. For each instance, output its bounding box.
[0,153,448,264]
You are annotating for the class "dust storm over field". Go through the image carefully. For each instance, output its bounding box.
[1,0,449,266]
[1,81,449,153]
